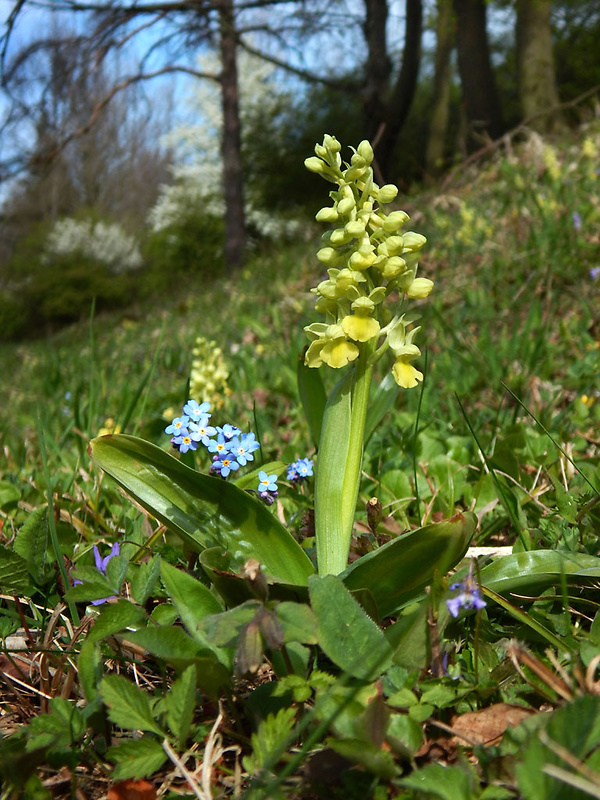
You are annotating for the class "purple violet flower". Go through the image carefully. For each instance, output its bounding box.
[446,575,486,618]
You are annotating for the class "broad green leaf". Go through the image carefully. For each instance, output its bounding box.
[0,481,20,511]
[77,639,102,703]
[86,600,147,646]
[89,434,314,585]
[233,461,287,490]
[130,555,161,606]
[199,601,262,648]
[341,511,477,618]
[107,738,167,781]
[26,698,85,752]
[480,550,600,597]
[309,574,393,680]
[13,506,49,585]
[275,601,318,645]
[385,602,430,670]
[386,713,424,758]
[65,566,116,603]
[165,665,196,746]
[0,545,32,595]
[160,560,223,643]
[122,626,231,695]
[297,351,327,448]
[99,674,163,735]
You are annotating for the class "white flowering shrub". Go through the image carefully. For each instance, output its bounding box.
[148,51,302,242]
[45,218,143,274]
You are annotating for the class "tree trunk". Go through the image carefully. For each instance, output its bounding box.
[453,0,503,150]
[516,0,563,133]
[362,0,393,143]
[375,0,423,179]
[425,0,454,179]
[218,0,246,271]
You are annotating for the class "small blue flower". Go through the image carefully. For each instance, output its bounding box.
[286,463,299,481]
[207,433,231,456]
[229,432,260,466]
[258,470,278,494]
[590,266,600,280]
[217,423,242,441]
[172,430,202,453]
[183,400,211,421]
[446,577,486,618]
[572,211,582,231]
[296,458,314,478]
[165,415,190,436]
[211,455,240,478]
[287,457,313,481]
[189,415,217,446]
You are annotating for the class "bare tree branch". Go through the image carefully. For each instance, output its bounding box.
[27,64,218,167]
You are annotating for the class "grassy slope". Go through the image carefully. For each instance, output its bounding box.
[1,121,600,798]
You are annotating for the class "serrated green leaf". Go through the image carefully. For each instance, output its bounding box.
[107,737,167,781]
[165,665,196,746]
[309,574,393,680]
[13,506,49,585]
[160,560,223,641]
[341,511,477,618]
[250,707,297,771]
[100,674,163,735]
[89,434,314,585]
[86,600,147,645]
[26,698,85,753]
[397,761,479,800]
[65,566,116,603]
[0,545,32,595]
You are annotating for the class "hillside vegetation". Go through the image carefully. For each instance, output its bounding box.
[1,122,600,800]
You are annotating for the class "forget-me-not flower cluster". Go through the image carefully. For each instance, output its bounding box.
[165,400,260,478]
[286,458,314,482]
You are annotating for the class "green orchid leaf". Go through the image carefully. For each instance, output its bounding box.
[341,511,477,618]
[297,349,327,448]
[480,550,600,598]
[89,434,314,586]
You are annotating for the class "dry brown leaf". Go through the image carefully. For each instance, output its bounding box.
[450,702,536,747]
[107,778,157,800]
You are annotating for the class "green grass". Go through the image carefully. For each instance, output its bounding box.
[1,122,600,799]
